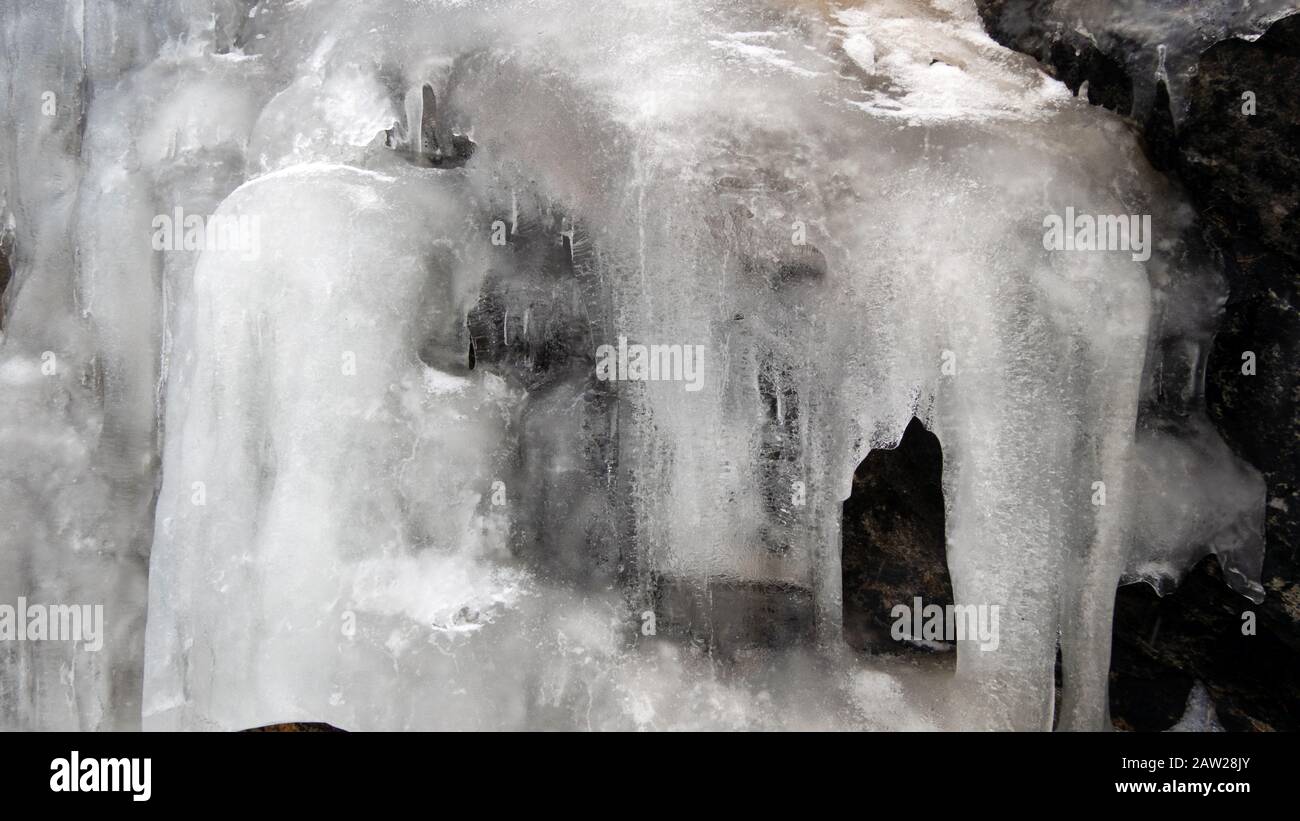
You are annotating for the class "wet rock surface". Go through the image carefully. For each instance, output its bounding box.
[1112,557,1300,731]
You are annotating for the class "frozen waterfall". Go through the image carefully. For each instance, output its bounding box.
[0,0,1272,731]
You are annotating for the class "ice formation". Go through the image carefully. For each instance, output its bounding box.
[0,0,1271,730]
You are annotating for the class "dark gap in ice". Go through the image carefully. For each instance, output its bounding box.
[420,84,439,159]
[0,229,10,330]
[841,416,952,661]
[1140,78,1180,173]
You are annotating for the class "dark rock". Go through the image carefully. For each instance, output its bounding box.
[1191,13,1300,670]
[1111,556,1300,731]
[1178,15,1300,263]
[1140,79,1179,173]
[840,417,952,656]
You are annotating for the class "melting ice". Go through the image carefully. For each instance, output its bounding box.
[0,0,1269,730]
